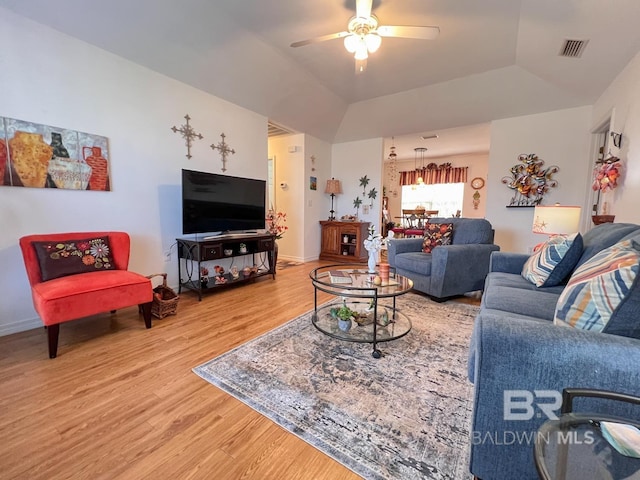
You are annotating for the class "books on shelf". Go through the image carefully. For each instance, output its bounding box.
[328,270,353,284]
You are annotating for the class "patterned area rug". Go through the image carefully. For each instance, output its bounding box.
[193,294,478,479]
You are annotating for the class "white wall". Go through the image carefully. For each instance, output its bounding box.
[303,134,332,261]
[267,133,332,262]
[268,134,303,262]
[486,106,593,253]
[331,138,385,232]
[0,9,268,335]
[591,50,640,224]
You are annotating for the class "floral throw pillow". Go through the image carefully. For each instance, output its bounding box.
[33,236,115,281]
[422,223,454,253]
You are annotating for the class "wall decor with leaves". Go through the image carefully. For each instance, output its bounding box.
[352,174,379,216]
[501,153,559,207]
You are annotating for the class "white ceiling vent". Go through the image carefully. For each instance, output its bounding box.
[559,39,589,58]
[268,121,295,137]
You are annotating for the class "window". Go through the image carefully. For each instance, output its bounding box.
[401,183,464,217]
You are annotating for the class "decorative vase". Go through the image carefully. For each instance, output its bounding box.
[8,131,52,187]
[338,318,352,332]
[200,276,208,288]
[0,139,7,185]
[378,262,390,285]
[50,132,70,158]
[367,249,378,273]
[47,157,92,190]
[82,146,109,191]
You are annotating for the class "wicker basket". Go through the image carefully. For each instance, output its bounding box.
[148,273,179,319]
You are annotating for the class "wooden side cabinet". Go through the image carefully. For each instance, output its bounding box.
[319,221,370,262]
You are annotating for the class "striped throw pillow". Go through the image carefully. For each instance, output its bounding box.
[522,233,583,287]
[554,239,640,333]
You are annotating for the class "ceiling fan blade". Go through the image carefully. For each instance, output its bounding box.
[377,25,440,40]
[356,0,373,19]
[355,58,368,74]
[290,31,349,48]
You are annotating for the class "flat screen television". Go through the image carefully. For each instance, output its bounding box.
[182,169,266,235]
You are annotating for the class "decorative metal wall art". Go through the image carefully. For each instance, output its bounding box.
[171,114,203,160]
[210,133,235,172]
[1,116,110,190]
[502,153,559,207]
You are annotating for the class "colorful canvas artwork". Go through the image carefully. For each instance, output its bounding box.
[0,116,111,191]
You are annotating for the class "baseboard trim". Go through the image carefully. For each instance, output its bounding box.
[0,317,41,337]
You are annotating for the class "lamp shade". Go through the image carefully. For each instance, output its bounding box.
[324,178,342,195]
[532,205,581,235]
[364,33,381,53]
[344,35,358,53]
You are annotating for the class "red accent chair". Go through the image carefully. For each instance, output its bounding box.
[19,231,153,358]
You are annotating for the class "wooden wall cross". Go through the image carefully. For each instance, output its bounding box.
[210,133,236,172]
[171,114,203,159]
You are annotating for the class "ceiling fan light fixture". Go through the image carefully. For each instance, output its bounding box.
[364,33,381,53]
[344,35,358,53]
[354,41,369,60]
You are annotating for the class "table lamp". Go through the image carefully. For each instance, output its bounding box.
[532,204,581,236]
[325,178,342,220]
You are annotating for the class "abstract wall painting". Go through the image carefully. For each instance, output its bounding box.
[0,116,111,191]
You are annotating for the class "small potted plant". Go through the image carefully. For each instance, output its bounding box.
[330,301,357,332]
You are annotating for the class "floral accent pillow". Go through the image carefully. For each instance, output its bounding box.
[422,223,454,253]
[33,237,115,281]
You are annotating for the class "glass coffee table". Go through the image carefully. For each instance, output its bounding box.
[535,413,640,480]
[309,264,414,358]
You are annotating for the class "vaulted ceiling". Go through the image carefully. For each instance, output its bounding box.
[2,0,640,157]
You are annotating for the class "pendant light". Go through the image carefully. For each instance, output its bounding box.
[414,147,427,185]
[388,137,397,161]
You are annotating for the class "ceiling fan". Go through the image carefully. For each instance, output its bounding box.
[290,0,439,73]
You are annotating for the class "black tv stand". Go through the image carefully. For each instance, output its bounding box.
[177,232,276,300]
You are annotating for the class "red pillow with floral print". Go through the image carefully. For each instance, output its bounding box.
[33,236,115,281]
[422,223,454,253]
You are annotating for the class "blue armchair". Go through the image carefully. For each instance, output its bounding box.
[387,217,499,301]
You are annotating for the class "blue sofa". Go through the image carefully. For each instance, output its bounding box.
[387,218,500,301]
[468,222,640,480]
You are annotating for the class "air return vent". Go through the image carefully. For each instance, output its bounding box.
[559,39,589,58]
[268,121,294,137]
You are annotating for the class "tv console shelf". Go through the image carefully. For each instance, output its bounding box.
[177,233,276,300]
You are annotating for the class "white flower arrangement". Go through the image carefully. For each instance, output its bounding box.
[363,225,385,253]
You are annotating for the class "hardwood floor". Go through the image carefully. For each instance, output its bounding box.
[0,261,479,479]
